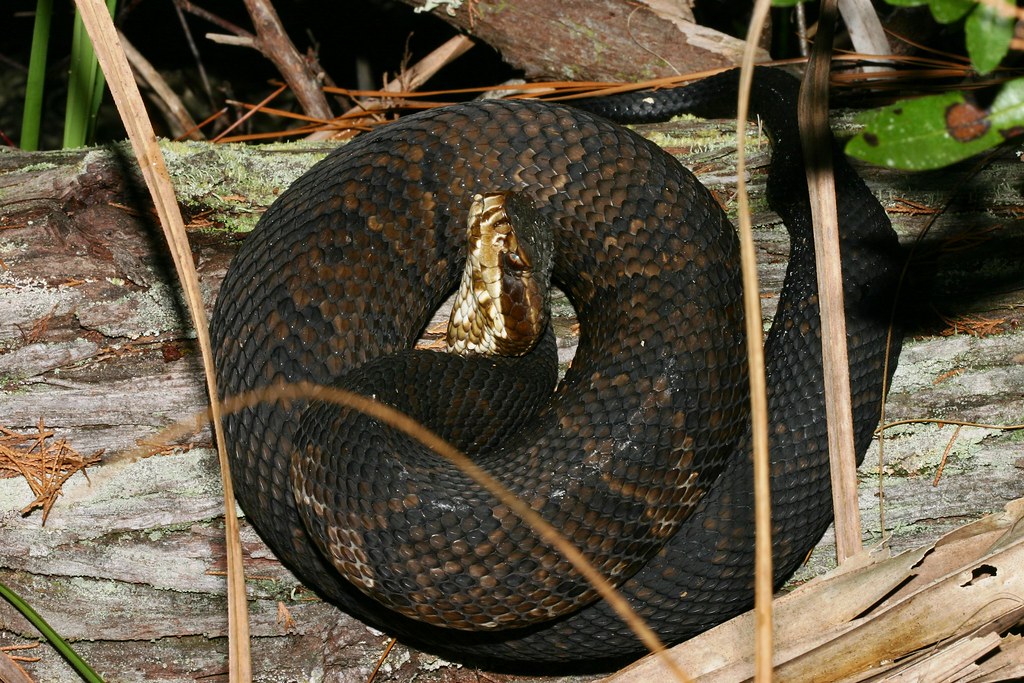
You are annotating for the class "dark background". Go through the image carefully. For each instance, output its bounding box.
[1,0,770,146]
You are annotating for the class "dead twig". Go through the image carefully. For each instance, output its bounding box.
[932,424,962,487]
[119,31,204,140]
[241,0,333,124]
[323,35,475,140]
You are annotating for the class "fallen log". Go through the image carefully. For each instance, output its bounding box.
[0,112,1021,681]
[395,0,765,82]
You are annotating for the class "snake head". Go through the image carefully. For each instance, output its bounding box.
[447,191,554,357]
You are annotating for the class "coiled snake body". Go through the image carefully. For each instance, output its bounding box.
[211,69,903,667]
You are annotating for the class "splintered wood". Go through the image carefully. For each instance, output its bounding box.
[0,420,101,524]
[603,499,1024,683]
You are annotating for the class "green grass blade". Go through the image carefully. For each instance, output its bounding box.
[21,0,55,151]
[86,58,108,144]
[84,0,119,143]
[64,0,116,148]
[64,9,96,147]
[0,580,105,683]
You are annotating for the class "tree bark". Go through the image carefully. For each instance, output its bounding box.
[397,0,766,82]
[0,113,1021,681]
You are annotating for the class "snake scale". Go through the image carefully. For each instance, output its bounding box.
[211,68,903,668]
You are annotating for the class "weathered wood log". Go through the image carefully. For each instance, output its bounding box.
[0,113,1021,681]
[396,0,766,81]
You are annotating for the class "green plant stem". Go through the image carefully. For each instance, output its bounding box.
[65,9,94,147]
[0,580,105,683]
[64,0,117,148]
[86,0,119,143]
[21,0,55,151]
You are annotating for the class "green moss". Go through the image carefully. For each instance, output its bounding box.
[9,161,59,173]
[159,140,339,233]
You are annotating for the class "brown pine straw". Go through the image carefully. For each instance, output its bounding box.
[0,643,37,683]
[202,48,995,144]
[367,638,398,683]
[879,418,1024,433]
[0,421,101,524]
[211,82,288,143]
[932,424,963,487]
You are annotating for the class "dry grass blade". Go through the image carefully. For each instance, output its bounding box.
[837,0,891,68]
[0,421,101,524]
[735,1,776,679]
[111,375,703,679]
[70,0,252,680]
[799,0,863,564]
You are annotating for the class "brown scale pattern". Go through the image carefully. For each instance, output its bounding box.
[211,68,903,669]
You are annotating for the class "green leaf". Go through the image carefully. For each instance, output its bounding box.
[845,86,1024,170]
[989,78,1024,134]
[886,0,974,22]
[771,0,807,6]
[927,0,974,23]
[965,2,1014,75]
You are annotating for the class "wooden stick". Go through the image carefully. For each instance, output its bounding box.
[242,0,333,122]
[837,0,892,71]
[339,35,474,115]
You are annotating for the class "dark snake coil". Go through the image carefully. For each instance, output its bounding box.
[211,68,903,668]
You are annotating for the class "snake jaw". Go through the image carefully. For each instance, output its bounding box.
[446,191,554,357]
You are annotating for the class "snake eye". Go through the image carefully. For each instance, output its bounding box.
[502,249,530,272]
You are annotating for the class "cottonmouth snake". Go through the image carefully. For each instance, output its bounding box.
[211,68,903,668]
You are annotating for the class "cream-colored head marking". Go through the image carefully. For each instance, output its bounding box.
[447,192,551,357]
